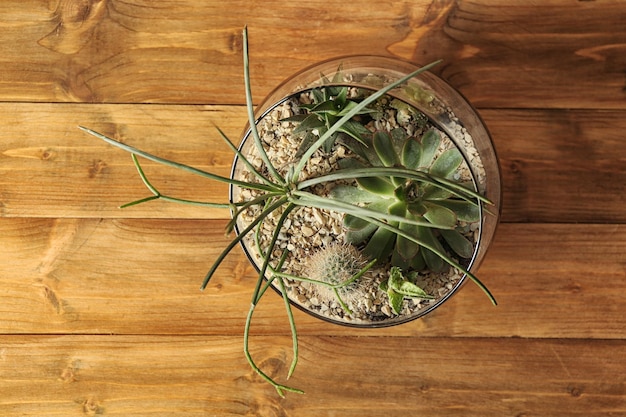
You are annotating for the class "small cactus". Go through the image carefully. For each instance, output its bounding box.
[306,243,370,309]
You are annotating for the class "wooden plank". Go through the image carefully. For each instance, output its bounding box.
[1,220,624,339]
[2,104,626,222]
[0,103,239,219]
[0,1,625,109]
[0,335,624,416]
[491,109,626,223]
[2,2,624,416]
[406,0,626,109]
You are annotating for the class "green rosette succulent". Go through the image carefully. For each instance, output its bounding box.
[331,127,480,273]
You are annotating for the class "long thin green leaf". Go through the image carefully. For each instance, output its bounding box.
[214,125,277,187]
[200,196,288,290]
[157,195,233,208]
[291,190,452,230]
[131,153,159,195]
[250,203,297,305]
[226,191,284,234]
[298,166,491,205]
[245,205,302,386]
[79,126,278,193]
[243,302,304,397]
[242,26,285,185]
[120,196,160,208]
[276,275,299,379]
[253,249,299,380]
[126,153,233,209]
[292,60,443,181]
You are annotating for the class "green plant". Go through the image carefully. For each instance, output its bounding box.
[338,128,479,267]
[281,82,373,156]
[80,27,494,396]
[306,243,371,311]
[380,267,435,315]
[330,127,491,313]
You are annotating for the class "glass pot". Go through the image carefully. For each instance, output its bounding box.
[230,56,501,327]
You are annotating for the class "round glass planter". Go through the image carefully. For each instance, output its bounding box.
[230,56,501,327]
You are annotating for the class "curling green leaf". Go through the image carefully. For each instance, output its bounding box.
[387,287,404,315]
[388,267,432,298]
[384,267,434,314]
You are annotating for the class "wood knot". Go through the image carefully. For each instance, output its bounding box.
[88,159,108,178]
[60,367,77,383]
[229,31,243,54]
[59,360,80,383]
[255,356,286,380]
[39,0,108,54]
[41,148,57,161]
[81,396,104,415]
[43,286,63,314]
[565,282,583,294]
[248,402,287,417]
[567,384,584,397]
[509,159,526,175]
[52,0,98,25]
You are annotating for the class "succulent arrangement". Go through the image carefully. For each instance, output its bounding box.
[80,27,495,396]
[332,127,485,313]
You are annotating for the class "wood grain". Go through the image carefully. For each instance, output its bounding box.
[0,335,624,416]
[0,103,239,219]
[1,219,624,339]
[0,1,625,108]
[2,104,626,223]
[2,0,626,414]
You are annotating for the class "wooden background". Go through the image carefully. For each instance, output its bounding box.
[1,0,625,415]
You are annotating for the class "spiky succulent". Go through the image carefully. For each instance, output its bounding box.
[306,243,370,310]
[332,127,481,273]
[281,84,373,155]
